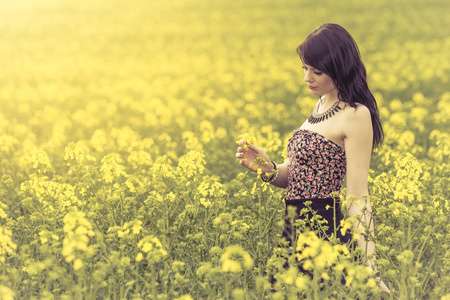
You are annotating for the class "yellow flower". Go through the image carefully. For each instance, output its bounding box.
[177,150,205,178]
[299,259,311,271]
[0,201,8,219]
[200,198,211,208]
[0,285,14,300]
[61,211,95,266]
[141,242,153,253]
[340,219,353,237]
[398,130,415,149]
[132,221,143,235]
[137,235,167,263]
[100,153,127,183]
[73,259,84,271]
[199,120,215,143]
[174,295,194,300]
[182,131,204,152]
[321,272,330,280]
[295,276,308,290]
[136,253,144,262]
[236,132,257,151]
[367,278,377,288]
[0,226,17,262]
[64,142,85,164]
[282,274,294,285]
[90,129,108,152]
[345,275,354,286]
[222,260,241,273]
[31,151,52,173]
[220,245,254,273]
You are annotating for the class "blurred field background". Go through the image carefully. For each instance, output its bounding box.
[0,0,449,298]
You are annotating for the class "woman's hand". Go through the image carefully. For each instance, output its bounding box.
[379,279,390,299]
[366,261,390,298]
[235,139,271,173]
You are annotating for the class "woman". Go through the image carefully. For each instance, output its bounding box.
[235,23,389,293]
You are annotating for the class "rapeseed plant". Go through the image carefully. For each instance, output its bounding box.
[137,235,167,264]
[31,151,52,174]
[177,149,205,179]
[0,226,16,264]
[0,0,448,298]
[62,211,95,271]
[100,153,127,184]
[0,201,7,219]
[221,245,254,273]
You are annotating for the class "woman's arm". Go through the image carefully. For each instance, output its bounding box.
[344,106,390,294]
[343,105,375,263]
[265,158,290,189]
[235,140,289,188]
[344,105,390,293]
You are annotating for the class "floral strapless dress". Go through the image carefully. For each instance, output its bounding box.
[281,129,351,246]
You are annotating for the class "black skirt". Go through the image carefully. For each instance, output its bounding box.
[280,197,352,247]
[270,197,355,286]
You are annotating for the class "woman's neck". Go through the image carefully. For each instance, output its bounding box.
[320,92,340,108]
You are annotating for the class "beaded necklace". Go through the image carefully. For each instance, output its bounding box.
[307,99,342,124]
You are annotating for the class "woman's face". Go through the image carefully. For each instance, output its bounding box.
[302,63,338,98]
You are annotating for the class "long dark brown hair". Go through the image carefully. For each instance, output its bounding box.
[297,23,383,149]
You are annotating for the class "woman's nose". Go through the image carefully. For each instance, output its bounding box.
[304,71,313,83]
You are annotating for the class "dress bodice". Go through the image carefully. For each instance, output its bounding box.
[286,129,346,200]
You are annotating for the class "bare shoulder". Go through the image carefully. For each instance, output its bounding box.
[341,103,372,139]
[341,103,371,122]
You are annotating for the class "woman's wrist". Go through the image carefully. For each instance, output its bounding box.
[260,161,278,183]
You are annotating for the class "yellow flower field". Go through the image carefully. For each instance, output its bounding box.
[0,0,449,298]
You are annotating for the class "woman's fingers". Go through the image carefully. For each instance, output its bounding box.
[235,140,267,172]
[245,142,259,153]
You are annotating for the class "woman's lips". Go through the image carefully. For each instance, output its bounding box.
[308,85,317,90]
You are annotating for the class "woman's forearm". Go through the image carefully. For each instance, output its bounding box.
[347,197,377,269]
[261,159,289,188]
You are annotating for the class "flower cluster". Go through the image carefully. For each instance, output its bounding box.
[136,235,168,264]
[62,211,96,271]
[100,153,127,183]
[220,245,254,273]
[0,226,16,264]
[236,132,257,151]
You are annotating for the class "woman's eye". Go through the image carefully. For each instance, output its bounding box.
[302,65,322,75]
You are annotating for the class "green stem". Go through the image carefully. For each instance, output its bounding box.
[151,265,157,300]
[333,196,337,239]
[258,186,263,268]
[313,267,319,300]
[420,251,438,296]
